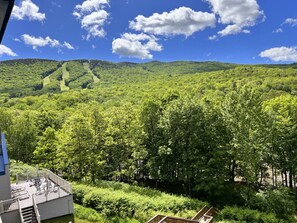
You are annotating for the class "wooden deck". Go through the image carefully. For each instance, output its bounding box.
[147,206,216,223]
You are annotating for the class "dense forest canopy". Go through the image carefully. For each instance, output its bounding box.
[1,59,297,222]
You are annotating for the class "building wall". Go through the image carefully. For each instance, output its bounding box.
[0,166,11,201]
[0,133,11,201]
[37,195,74,221]
[0,210,21,223]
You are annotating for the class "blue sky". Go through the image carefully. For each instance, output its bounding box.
[0,0,297,64]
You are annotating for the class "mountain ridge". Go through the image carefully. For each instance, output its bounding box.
[0,58,297,100]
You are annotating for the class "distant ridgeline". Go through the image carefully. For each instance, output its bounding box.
[0,59,296,100]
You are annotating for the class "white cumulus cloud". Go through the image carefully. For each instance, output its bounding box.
[11,0,45,22]
[218,24,242,36]
[259,47,297,62]
[273,28,283,33]
[112,33,162,59]
[206,0,264,37]
[283,18,297,27]
[73,0,110,39]
[218,25,251,36]
[129,7,216,37]
[0,45,18,57]
[75,0,109,13]
[208,35,217,40]
[63,42,75,50]
[21,34,75,51]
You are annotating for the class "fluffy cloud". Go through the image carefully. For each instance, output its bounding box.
[73,0,109,39]
[208,35,217,40]
[259,47,297,62]
[119,6,215,59]
[273,28,283,33]
[21,34,74,50]
[63,42,75,50]
[218,24,242,36]
[129,7,216,37]
[217,24,251,36]
[283,18,297,27]
[74,0,109,13]
[0,45,18,57]
[112,33,162,59]
[206,0,264,37]
[11,0,45,22]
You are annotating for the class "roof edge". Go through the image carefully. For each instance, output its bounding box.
[0,0,15,44]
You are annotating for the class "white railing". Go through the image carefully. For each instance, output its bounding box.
[17,199,24,223]
[0,198,18,214]
[43,169,72,194]
[32,195,41,223]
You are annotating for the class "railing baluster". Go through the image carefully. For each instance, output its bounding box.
[147,214,166,223]
[32,194,41,223]
[44,169,72,194]
[18,199,24,223]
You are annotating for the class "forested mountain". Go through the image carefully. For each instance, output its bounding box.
[0,59,296,101]
[0,59,238,98]
[1,59,297,222]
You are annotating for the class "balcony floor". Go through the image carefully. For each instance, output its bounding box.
[11,178,69,209]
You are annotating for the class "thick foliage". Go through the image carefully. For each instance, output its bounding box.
[241,187,296,220]
[65,61,88,86]
[0,60,60,97]
[218,206,289,223]
[1,59,297,222]
[72,182,206,222]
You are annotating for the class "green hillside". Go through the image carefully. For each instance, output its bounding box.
[1,59,297,222]
[0,59,238,99]
[0,59,296,102]
[0,59,61,97]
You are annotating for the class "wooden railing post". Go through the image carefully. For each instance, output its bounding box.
[191,205,208,221]
[147,214,166,223]
[147,206,216,223]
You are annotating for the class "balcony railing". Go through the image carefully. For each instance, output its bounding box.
[17,199,24,223]
[0,198,18,214]
[147,206,215,223]
[32,195,41,223]
[147,214,166,223]
[191,206,208,221]
[43,169,72,194]
[156,216,200,223]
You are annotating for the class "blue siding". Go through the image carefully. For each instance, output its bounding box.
[0,133,8,176]
[1,133,8,165]
[0,157,4,175]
